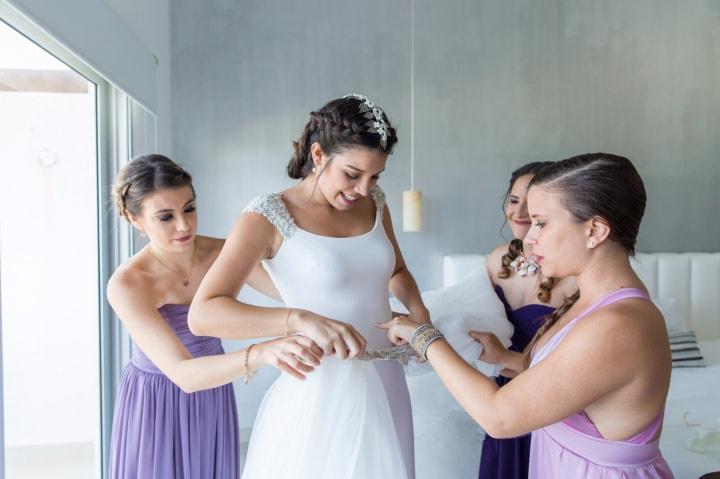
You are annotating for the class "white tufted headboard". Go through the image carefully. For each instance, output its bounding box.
[443,253,720,341]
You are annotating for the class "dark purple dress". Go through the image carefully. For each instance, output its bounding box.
[478,286,554,479]
[109,304,240,478]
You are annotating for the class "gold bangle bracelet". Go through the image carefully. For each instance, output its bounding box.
[284,308,293,336]
[410,323,433,347]
[410,324,444,361]
[244,343,257,384]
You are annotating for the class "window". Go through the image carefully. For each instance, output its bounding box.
[0,5,149,477]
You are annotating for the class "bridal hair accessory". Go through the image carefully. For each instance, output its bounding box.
[343,93,389,149]
[410,323,445,361]
[510,253,540,277]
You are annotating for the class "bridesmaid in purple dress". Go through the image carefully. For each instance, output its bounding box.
[474,162,575,479]
[381,153,673,478]
[107,155,323,479]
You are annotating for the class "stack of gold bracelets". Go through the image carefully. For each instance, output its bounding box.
[410,323,444,361]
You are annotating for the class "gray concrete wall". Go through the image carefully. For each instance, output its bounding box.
[171,0,720,292]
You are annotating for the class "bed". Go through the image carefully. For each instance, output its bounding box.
[422,252,720,478]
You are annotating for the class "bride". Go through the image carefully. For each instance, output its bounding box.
[188,94,428,478]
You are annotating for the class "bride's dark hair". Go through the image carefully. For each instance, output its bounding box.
[287,96,398,179]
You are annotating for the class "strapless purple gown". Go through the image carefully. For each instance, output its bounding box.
[478,287,554,479]
[109,304,240,478]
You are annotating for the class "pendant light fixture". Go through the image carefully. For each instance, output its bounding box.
[403,0,423,232]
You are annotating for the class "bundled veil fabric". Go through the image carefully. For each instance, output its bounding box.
[392,267,514,377]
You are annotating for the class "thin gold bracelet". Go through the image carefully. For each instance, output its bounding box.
[244,343,257,384]
[284,308,293,336]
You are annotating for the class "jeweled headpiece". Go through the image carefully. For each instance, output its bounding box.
[343,93,389,149]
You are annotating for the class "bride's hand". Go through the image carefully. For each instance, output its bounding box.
[255,335,323,380]
[468,331,508,365]
[376,315,422,346]
[289,309,367,359]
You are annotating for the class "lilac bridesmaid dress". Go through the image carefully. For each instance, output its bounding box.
[478,286,554,479]
[529,288,673,478]
[109,304,240,478]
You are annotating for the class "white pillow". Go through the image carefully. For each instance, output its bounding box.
[652,296,690,333]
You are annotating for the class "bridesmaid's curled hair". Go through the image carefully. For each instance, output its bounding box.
[498,161,555,302]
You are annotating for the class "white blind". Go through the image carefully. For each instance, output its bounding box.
[5,0,158,112]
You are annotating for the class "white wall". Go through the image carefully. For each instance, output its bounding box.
[170,0,720,292]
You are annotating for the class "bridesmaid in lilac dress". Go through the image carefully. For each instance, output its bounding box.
[107,155,323,479]
[382,153,673,478]
[475,162,575,479]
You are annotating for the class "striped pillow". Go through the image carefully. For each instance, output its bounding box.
[669,331,706,368]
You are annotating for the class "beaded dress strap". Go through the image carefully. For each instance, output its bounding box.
[244,187,384,239]
[369,185,386,212]
[243,193,297,239]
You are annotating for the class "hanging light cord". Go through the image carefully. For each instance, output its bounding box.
[410,0,415,191]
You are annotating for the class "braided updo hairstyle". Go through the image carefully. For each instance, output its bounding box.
[287,95,398,179]
[523,153,646,366]
[111,154,195,221]
[497,161,555,302]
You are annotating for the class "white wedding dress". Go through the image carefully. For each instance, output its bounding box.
[240,186,414,479]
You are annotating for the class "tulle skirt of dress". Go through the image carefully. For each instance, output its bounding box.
[241,357,409,479]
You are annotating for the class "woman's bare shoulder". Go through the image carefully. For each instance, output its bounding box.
[107,254,156,308]
[571,295,665,349]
